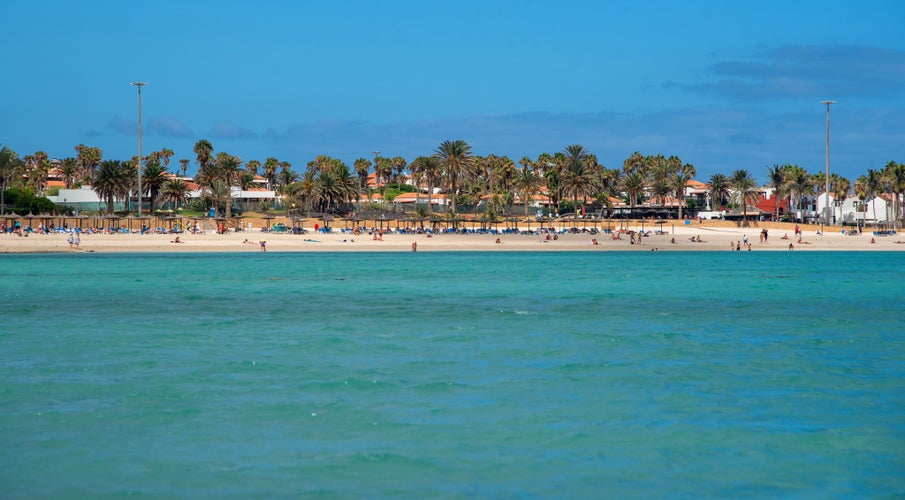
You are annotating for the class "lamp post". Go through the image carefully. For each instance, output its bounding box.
[131,82,147,216]
[821,100,835,232]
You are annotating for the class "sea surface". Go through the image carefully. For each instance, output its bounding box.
[1,251,903,498]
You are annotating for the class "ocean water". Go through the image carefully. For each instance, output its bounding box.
[1,251,903,498]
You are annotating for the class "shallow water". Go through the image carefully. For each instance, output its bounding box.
[1,252,903,497]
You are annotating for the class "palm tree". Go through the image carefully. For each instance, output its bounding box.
[831,173,851,225]
[374,156,393,191]
[730,169,758,226]
[160,178,189,213]
[596,167,621,217]
[215,152,242,219]
[263,157,280,191]
[784,165,813,221]
[622,151,646,176]
[286,171,319,216]
[434,139,474,214]
[516,166,542,218]
[194,139,214,172]
[25,151,50,195]
[707,173,730,211]
[353,158,370,197]
[75,144,102,183]
[391,156,407,187]
[245,159,261,177]
[142,161,169,214]
[559,144,597,216]
[766,164,786,221]
[157,148,175,169]
[238,171,257,191]
[408,156,430,206]
[647,154,672,205]
[411,155,442,212]
[854,174,870,225]
[672,163,696,220]
[178,159,190,177]
[493,155,518,212]
[60,157,79,189]
[865,169,883,225]
[207,179,231,218]
[279,162,298,188]
[0,146,25,214]
[621,172,645,218]
[93,160,131,214]
[883,161,905,228]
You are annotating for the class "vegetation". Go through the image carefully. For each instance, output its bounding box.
[2,187,57,214]
[1,140,904,228]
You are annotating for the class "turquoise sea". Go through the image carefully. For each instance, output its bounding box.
[1,251,903,498]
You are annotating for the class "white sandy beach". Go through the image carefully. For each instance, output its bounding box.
[2,221,903,253]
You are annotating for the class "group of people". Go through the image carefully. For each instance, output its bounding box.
[1,220,24,236]
[66,231,81,248]
[242,239,266,251]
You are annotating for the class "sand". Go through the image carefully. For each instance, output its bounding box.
[2,221,903,253]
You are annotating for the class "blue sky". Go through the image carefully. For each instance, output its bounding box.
[3,0,903,184]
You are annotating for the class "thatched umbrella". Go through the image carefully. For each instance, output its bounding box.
[289,214,306,232]
[103,215,121,231]
[262,214,276,231]
[1,213,21,230]
[320,214,335,230]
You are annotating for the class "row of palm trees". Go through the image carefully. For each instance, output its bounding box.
[756,161,905,224]
[2,140,904,225]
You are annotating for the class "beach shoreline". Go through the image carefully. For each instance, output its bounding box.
[3,222,903,253]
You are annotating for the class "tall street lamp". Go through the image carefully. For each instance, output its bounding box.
[132,82,147,216]
[821,99,835,231]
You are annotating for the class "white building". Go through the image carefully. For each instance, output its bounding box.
[49,185,277,213]
[815,192,893,226]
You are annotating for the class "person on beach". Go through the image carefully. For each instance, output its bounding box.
[411,241,417,252]
[170,236,183,243]
[789,242,794,250]
[67,232,74,248]
[74,233,80,248]
[259,240,266,252]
